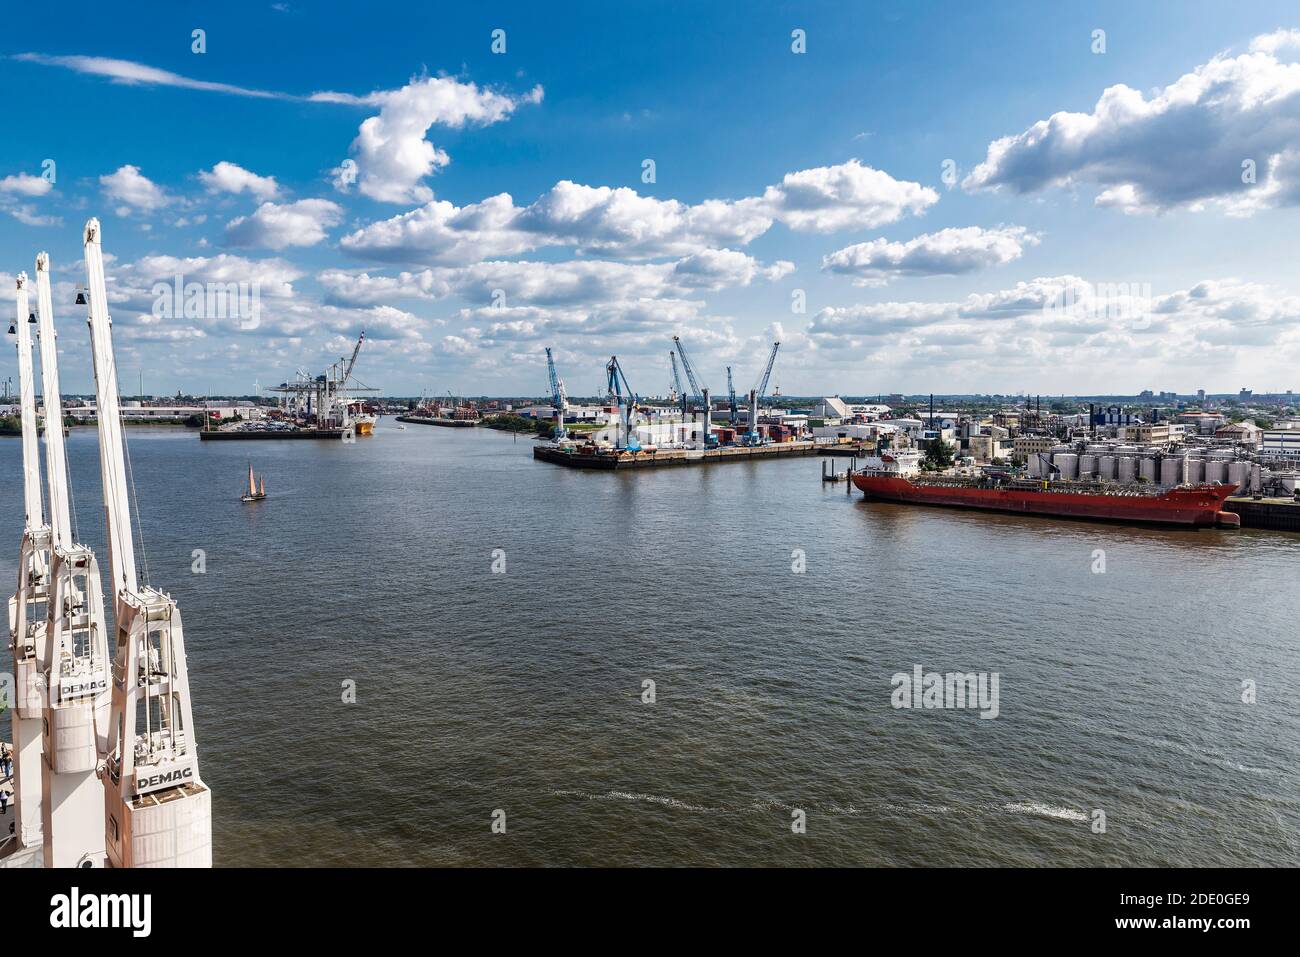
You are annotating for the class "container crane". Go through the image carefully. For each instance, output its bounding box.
[84,219,212,867]
[605,355,641,452]
[726,366,738,426]
[743,341,780,446]
[672,335,713,447]
[6,271,50,851]
[545,346,569,442]
[34,251,113,868]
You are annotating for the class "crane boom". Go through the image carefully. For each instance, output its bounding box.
[605,355,641,451]
[745,341,780,444]
[14,274,43,528]
[545,346,568,442]
[34,255,72,549]
[341,329,365,386]
[670,351,686,417]
[84,218,212,868]
[752,341,780,402]
[672,335,707,404]
[726,366,738,425]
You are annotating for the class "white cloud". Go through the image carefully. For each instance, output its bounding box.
[199,161,280,200]
[336,75,543,203]
[100,165,169,213]
[0,173,52,197]
[13,53,290,99]
[963,32,1300,215]
[822,226,1039,285]
[225,198,343,249]
[761,159,939,231]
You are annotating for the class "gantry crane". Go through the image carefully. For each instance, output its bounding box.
[34,251,112,868]
[744,341,781,446]
[84,219,212,867]
[6,272,50,851]
[605,355,641,452]
[545,347,569,442]
[672,335,713,447]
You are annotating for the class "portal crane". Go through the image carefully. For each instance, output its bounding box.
[84,219,212,867]
[6,272,50,850]
[669,351,686,416]
[726,366,738,425]
[545,347,569,442]
[35,251,112,868]
[744,341,780,445]
[605,355,641,452]
[672,335,714,447]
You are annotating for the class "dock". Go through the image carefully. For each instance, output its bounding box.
[395,415,479,428]
[1222,496,1300,531]
[199,428,349,441]
[534,440,818,469]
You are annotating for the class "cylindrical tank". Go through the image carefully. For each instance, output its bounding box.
[1119,457,1137,483]
[1080,454,1098,479]
[1140,457,1158,483]
[1186,458,1205,484]
[1054,453,1078,480]
[1028,455,1042,477]
[1097,455,1117,480]
[1227,462,1250,491]
[1160,456,1183,486]
[1205,461,1227,484]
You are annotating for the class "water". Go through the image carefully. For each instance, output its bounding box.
[3,423,1298,866]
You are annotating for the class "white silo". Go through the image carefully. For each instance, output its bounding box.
[1140,457,1158,483]
[1118,456,1137,483]
[1205,460,1227,484]
[1186,458,1205,483]
[1227,461,1250,491]
[1159,456,1183,486]
[1055,453,1079,480]
[1080,453,1098,480]
[1098,455,1117,480]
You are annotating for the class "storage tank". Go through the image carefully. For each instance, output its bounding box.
[1227,461,1250,491]
[1185,458,1205,484]
[1118,457,1137,483]
[1080,454,1098,479]
[1140,457,1158,483]
[1205,460,1227,484]
[1028,454,1042,477]
[1159,456,1183,486]
[1097,455,1117,480]
[1054,453,1078,480]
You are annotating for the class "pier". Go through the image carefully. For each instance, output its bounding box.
[1222,496,1300,531]
[534,440,818,469]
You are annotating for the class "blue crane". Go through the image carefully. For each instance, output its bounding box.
[544,346,568,442]
[726,366,738,425]
[605,354,641,452]
[671,335,706,409]
[743,341,781,445]
[669,351,687,417]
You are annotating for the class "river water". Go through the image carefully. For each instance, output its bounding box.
[3,423,1297,866]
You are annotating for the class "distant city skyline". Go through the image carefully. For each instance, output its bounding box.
[2,1,1299,397]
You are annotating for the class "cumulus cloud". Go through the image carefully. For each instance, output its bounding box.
[199,161,280,200]
[0,173,53,197]
[762,159,939,231]
[342,160,932,265]
[334,75,543,203]
[100,165,169,214]
[225,198,343,249]
[822,226,1038,285]
[963,32,1300,215]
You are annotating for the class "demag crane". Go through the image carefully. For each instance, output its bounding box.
[605,355,641,452]
[545,346,568,442]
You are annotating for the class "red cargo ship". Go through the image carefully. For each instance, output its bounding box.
[852,471,1240,527]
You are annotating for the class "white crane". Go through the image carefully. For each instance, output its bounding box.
[35,251,112,868]
[6,272,50,850]
[84,219,212,867]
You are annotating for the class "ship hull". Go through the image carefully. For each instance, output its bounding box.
[851,475,1239,527]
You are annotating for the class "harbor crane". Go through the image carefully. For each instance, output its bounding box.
[6,272,50,852]
[84,219,212,867]
[34,251,113,868]
[669,351,686,416]
[545,346,569,442]
[726,366,738,426]
[671,335,714,447]
[743,341,780,445]
[605,355,641,452]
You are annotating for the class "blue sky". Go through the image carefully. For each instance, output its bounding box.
[2,0,1299,398]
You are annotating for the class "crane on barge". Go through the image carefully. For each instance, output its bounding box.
[83,219,212,867]
[6,272,50,852]
[34,251,113,868]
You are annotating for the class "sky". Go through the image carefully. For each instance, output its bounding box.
[1,0,1299,399]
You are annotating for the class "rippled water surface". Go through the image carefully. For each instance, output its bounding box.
[3,423,1297,866]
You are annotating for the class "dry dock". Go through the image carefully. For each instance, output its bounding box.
[1222,496,1300,531]
[534,440,818,469]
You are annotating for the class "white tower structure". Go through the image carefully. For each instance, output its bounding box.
[35,252,112,869]
[6,272,50,850]
[83,219,212,868]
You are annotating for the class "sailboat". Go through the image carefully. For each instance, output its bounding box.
[240,462,267,503]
